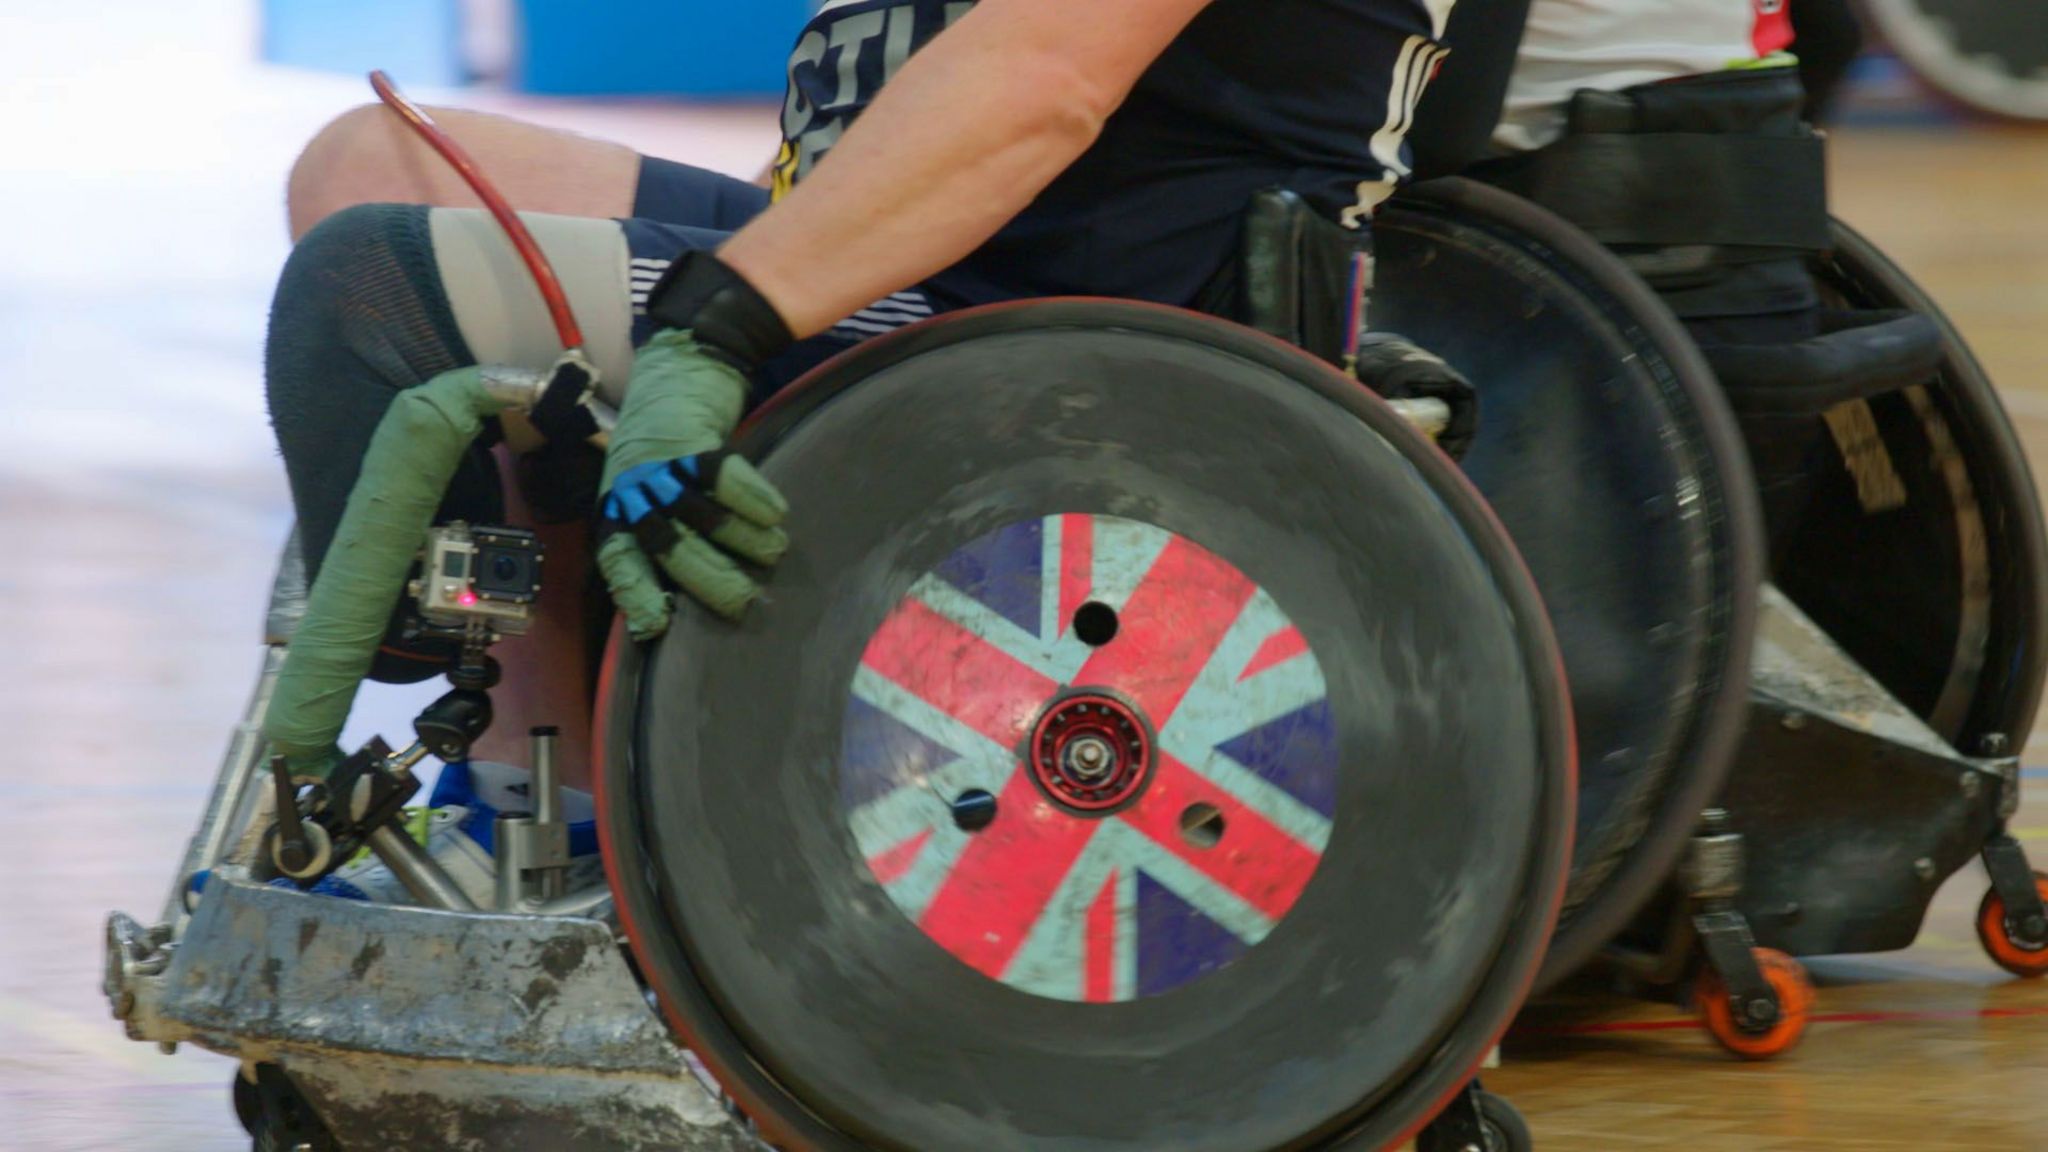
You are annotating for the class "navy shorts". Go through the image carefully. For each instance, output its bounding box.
[626,156,946,394]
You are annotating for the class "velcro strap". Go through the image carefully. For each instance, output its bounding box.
[670,449,731,494]
[628,513,682,559]
[1504,133,1829,252]
[528,359,601,445]
[665,490,731,537]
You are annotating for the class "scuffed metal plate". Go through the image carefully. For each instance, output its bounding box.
[138,880,757,1152]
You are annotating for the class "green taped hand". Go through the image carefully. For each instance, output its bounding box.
[597,330,789,637]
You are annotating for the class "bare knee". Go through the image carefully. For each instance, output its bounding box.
[288,103,468,240]
[288,103,642,241]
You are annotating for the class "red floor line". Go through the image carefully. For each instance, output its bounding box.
[1517,1004,2048,1036]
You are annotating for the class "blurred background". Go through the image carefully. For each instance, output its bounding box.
[1,1,2044,1148]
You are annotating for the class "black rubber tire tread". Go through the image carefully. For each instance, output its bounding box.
[1478,1090,1534,1152]
[1382,178,1764,990]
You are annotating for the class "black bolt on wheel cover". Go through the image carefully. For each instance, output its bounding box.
[599,301,1575,1152]
[1375,179,1765,989]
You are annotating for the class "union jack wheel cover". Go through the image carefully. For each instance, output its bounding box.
[599,300,1576,1152]
[843,513,1335,1002]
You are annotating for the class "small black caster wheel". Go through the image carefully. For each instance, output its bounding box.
[230,1069,261,1137]
[232,1064,339,1152]
[1417,1089,1532,1152]
[1475,1090,1532,1152]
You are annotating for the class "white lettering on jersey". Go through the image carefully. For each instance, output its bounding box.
[1341,34,1450,229]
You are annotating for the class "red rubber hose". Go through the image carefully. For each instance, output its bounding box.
[368,70,586,352]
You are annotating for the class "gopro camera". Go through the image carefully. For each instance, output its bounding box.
[408,523,545,635]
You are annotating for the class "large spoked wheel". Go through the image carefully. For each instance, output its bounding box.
[1789,220,2048,757]
[1379,179,1764,990]
[597,301,1576,1152]
[1863,0,2048,122]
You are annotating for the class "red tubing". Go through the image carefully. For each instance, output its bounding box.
[368,70,586,352]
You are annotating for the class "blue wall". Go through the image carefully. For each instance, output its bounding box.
[516,0,812,98]
[262,0,466,87]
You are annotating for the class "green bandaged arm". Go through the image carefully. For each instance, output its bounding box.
[265,368,512,776]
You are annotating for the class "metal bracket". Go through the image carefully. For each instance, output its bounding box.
[1982,754,2025,821]
[1679,809,1744,901]
[1694,908,1779,1032]
[104,912,172,1028]
[1983,835,2048,948]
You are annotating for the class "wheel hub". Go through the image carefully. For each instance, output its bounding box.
[1031,693,1152,813]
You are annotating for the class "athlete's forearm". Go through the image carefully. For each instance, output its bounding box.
[719,0,1211,339]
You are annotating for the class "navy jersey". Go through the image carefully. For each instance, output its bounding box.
[773,0,1458,309]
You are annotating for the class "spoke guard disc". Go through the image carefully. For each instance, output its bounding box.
[599,301,1574,1152]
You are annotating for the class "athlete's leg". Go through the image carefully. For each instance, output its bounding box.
[266,204,892,777]
[288,105,777,240]
[268,203,654,776]
[288,105,643,239]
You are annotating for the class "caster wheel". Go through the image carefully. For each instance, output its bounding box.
[1416,1090,1531,1152]
[1695,947,1813,1061]
[232,1064,338,1152]
[230,1071,261,1138]
[1976,871,2048,978]
[1478,1090,1534,1152]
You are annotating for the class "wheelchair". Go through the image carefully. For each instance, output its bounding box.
[1377,181,2048,1057]
[102,175,2044,1148]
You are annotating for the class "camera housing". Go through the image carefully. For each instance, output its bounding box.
[408,523,545,635]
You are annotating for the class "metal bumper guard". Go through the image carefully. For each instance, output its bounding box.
[106,878,760,1152]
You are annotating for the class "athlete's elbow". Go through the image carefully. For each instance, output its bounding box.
[1017,56,1120,153]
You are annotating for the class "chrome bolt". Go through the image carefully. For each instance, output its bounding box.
[1914,857,1937,882]
[1066,736,1114,780]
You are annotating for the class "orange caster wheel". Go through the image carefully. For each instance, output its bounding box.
[1695,948,1813,1061]
[1976,871,2048,978]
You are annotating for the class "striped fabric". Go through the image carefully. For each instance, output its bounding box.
[628,257,936,344]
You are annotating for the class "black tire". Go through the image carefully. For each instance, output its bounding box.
[231,1070,261,1139]
[1478,1090,1534,1152]
[1415,1089,1532,1152]
[1379,178,1764,990]
[1793,219,2048,752]
[232,1065,338,1152]
[599,300,1576,1152]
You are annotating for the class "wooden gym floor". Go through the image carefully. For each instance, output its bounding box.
[3,5,2046,1149]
